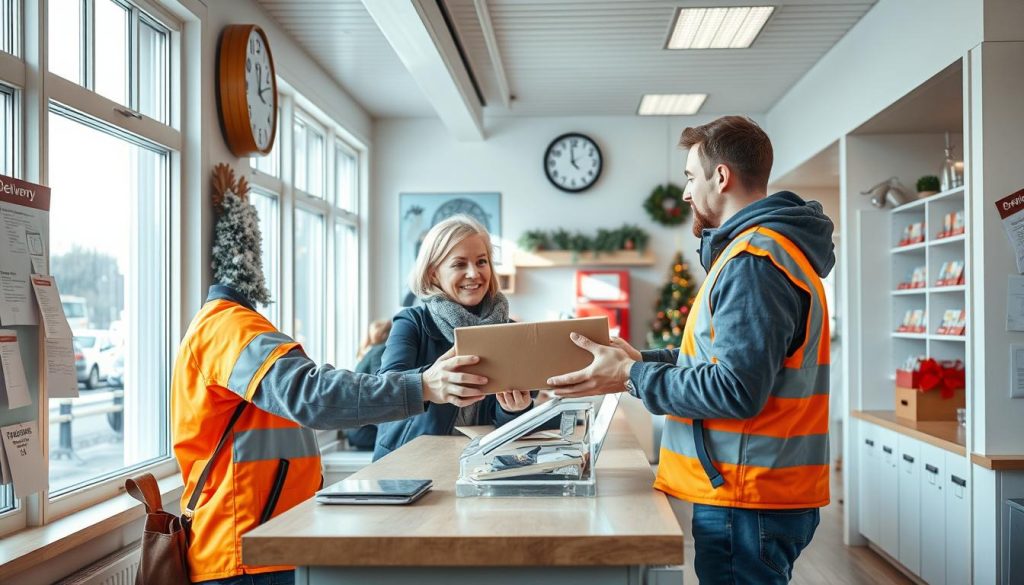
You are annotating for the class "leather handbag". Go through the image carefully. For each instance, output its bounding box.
[125,401,247,585]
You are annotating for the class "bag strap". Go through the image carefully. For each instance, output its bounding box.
[125,472,163,514]
[183,400,248,518]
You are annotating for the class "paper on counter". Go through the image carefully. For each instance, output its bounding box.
[0,330,30,409]
[45,336,79,398]
[30,274,72,339]
[0,421,47,497]
[996,189,1024,273]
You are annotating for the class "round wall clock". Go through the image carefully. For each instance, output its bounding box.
[218,24,278,157]
[544,132,602,193]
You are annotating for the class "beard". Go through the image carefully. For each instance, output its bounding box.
[691,204,717,238]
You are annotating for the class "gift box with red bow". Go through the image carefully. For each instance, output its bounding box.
[895,358,965,421]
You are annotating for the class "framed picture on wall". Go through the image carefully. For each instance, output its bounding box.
[398,192,502,306]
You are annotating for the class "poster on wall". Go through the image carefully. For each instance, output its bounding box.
[398,192,501,307]
[0,175,51,326]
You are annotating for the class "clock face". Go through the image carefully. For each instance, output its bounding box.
[245,29,275,152]
[544,133,602,193]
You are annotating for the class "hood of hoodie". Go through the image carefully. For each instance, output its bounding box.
[698,191,835,277]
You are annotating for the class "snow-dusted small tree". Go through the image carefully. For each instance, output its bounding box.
[210,163,270,306]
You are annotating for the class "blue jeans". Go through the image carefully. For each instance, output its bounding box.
[196,571,294,585]
[692,503,820,585]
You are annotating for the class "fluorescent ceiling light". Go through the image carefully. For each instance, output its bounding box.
[667,6,775,49]
[638,94,708,116]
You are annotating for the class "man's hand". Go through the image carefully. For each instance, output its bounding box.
[496,389,532,412]
[546,333,636,398]
[609,336,642,361]
[421,348,488,407]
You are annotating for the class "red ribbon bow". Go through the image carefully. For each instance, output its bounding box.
[917,358,965,399]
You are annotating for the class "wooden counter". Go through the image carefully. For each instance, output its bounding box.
[243,417,684,575]
[852,410,966,455]
[970,453,1024,471]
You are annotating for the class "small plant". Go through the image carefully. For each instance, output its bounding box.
[917,175,941,193]
[517,230,549,252]
[550,229,572,251]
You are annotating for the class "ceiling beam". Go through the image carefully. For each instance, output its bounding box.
[474,0,510,109]
[361,0,484,141]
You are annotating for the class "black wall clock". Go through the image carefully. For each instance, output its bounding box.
[544,132,602,193]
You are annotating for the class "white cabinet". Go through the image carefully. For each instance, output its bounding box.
[877,427,901,559]
[919,443,947,585]
[945,451,970,585]
[897,434,921,574]
[858,420,880,542]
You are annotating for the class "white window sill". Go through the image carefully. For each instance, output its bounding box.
[0,473,183,580]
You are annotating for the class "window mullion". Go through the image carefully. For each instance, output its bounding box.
[128,5,138,111]
[81,0,93,90]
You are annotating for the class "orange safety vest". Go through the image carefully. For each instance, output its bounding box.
[172,297,322,581]
[654,226,830,509]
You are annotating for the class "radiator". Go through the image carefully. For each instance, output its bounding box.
[55,544,140,585]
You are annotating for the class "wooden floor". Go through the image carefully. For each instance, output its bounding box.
[668,469,913,584]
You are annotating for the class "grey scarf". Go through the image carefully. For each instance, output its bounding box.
[424,292,510,343]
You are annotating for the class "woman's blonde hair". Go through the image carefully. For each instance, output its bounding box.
[409,214,499,300]
[356,319,392,360]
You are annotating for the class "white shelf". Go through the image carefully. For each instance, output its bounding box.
[892,332,928,340]
[929,233,967,248]
[891,241,928,254]
[891,186,965,213]
[930,334,967,342]
[931,285,966,293]
[892,289,927,296]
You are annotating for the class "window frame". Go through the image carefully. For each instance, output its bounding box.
[0,0,185,535]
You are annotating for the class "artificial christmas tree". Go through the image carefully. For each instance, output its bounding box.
[211,163,271,306]
[647,252,698,349]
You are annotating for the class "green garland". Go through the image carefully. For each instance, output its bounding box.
[643,183,690,226]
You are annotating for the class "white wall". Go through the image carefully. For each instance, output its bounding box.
[371,114,791,345]
[766,0,982,183]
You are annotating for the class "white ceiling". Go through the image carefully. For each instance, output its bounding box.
[257,0,877,119]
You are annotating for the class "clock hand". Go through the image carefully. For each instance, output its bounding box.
[570,147,579,170]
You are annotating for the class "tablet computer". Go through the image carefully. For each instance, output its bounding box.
[315,478,432,505]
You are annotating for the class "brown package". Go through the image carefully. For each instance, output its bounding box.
[454,316,611,394]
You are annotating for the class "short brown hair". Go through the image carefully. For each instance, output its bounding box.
[409,214,500,300]
[679,116,773,191]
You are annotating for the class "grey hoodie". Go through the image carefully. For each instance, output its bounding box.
[629,191,835,420]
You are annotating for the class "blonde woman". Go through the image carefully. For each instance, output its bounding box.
[374,215,532,460]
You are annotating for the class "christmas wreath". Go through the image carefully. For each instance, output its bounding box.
[643,183,690,226]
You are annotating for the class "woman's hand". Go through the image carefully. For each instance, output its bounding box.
[421,348,489,407]
[496,389,532,413]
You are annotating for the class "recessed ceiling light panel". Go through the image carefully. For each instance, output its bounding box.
[637,94,708,116]
[667,6,774,49]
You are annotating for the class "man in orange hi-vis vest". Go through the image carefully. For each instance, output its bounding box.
[548,116,835,585]
[174,189,490,585]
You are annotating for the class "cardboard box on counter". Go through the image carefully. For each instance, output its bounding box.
[454,316,610,394]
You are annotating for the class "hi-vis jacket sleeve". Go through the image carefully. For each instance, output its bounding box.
[252,348,426,431]
[627,255,805,420]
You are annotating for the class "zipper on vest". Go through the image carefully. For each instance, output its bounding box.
[260,458,290,524]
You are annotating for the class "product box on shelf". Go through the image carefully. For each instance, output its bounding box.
[897,309,927,333]
[895,358,966,421]
[898,221,926,246]
[936,211,966,239]
[934,260,966,287]
[936,309,967,336]
[896,266,927,289]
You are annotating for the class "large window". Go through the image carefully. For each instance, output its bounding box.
[49,0,171,123]
[249,98,365,372]
[0,0,178,532]
[0,0,16,55]
[47,108,169,495]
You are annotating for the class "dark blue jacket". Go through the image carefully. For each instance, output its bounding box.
[373,305,525,460]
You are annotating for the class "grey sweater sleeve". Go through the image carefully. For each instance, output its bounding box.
[641,348,679,364]
[251,348,426,430]
[628,255,805,420]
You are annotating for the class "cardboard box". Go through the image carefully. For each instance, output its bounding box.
[454,316,611,394]
[895,385,965,421]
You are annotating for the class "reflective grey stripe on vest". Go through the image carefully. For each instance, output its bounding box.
[233,427,320,463]
[663,419,829,469]
[746,231,826,369]
[771,365,829,399]
[226,332,295,397]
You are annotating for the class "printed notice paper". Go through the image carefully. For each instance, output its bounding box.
[1009,275,1024,332]
[0,174,50,326]
[45,337,79,398]
[996,188,1024,273]
[30,274,72,340]
[0,421,47,497]
[0,330,30,409]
